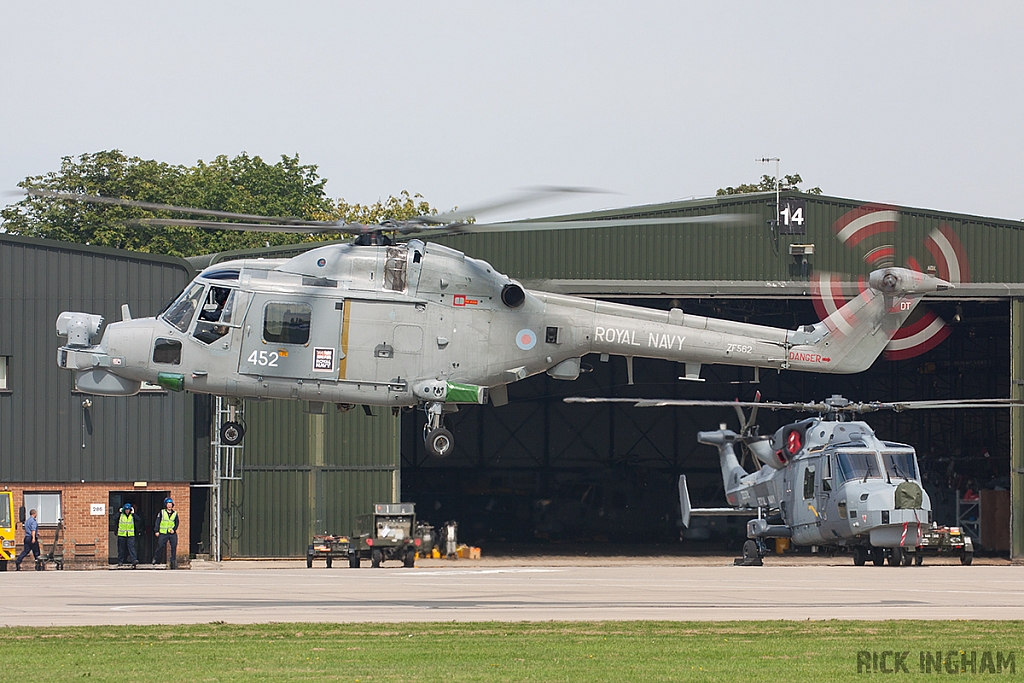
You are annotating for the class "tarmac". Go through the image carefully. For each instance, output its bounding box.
[1,553,1022,626]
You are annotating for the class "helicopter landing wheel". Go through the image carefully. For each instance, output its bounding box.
[741,540,763,564]
[424,428,454,458]
[220,420,245,446]
[888,547,903,566]
[853,546,867,566]
[871,547,886,566]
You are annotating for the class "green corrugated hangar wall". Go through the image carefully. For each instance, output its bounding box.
[218,402,399,558]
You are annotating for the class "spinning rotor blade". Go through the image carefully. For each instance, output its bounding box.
[22,187,335,226]
[415,185,608,225]
[133,218,358,234]
[409,212,758,236]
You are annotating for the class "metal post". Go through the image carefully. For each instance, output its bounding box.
[1011,299,1024,560]
[759,156,781,221]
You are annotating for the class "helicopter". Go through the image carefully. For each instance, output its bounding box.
[41,187,951,458]
[566,394,1021,566]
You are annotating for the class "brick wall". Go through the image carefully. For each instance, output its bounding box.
[5,483,190,569]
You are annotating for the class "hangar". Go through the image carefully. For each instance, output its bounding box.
[3,190,1023,563]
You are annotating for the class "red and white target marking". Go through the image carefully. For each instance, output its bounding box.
[924,224,969,284]
[818,206,969,360]
[883,310,951,360]
[833,204,898,249]
[810,272,868,337]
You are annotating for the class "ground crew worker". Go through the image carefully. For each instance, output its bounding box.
[153,497,179,569]
[14,508,41,571]
[117,503,138,567]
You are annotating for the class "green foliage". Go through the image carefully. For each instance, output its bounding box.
[317,190,437,225]
[717,173,822,196]
[0,151,436,258]
[1,620,1020,682]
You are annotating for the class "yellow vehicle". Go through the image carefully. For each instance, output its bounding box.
[0,490,15,571]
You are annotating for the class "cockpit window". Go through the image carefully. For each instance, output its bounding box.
[194,286,249,345]
[201,268,240,281]
[883,451,918,481]
[263,302,311,345]
[161,283,205,333]
[835,451,882,482]
[199,286,233,323]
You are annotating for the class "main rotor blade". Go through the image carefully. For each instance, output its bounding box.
[868,399,1024,411]
[133,217,358,234]
[23,188,335,226]
[412,213,757,236]
[564,398,799,409]
[563,397,1024,412]
[415,186,608,225]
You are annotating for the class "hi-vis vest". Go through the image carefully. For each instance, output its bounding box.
[159,510,178,534]
[117,513,135,537]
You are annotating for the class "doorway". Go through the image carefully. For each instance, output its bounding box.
[108,490,170,564]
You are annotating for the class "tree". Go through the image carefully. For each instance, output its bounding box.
[316,190,436,225]
[717,173,822,196]
[0,151,436,258]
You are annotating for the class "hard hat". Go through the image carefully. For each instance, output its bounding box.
[164,498,174,505]
[123,503,132,511]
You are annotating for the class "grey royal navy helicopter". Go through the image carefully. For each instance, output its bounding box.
[567,394,1020,566]
[42,187,951,457]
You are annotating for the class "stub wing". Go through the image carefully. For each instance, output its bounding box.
[678,475,756,528]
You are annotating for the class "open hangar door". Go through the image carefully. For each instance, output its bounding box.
[401,297,1011,553]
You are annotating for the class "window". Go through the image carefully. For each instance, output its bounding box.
[161,283,205,333]
[883,451,918,481]
[803,465,816,500]
[0,492,11,529]
[153,338,182,365]
[194,288,250,345]
[0,355,8,390]
[24,492,61,525]
[200,268,240,281]
[383,245,409,292]
[263,303,311,345]
[835,451,882,482]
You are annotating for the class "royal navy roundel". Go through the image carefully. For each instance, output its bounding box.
[516,328,537,351]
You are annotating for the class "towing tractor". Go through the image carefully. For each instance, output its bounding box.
[349,503,422,568]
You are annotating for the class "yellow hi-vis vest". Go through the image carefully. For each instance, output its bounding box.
[117,513,135,537]
[159,509,178,534]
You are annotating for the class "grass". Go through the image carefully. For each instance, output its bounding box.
[2,621,1021,682]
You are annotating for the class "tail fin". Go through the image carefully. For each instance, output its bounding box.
[788,267,951,373]
[697,428,747,495]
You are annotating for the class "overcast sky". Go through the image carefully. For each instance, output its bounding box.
[2,3,1022,222]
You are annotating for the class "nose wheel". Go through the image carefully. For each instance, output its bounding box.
[422,401,455,457]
